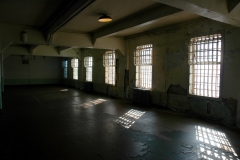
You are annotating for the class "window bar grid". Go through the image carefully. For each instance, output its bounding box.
[71,58,78,80]
[134,44,152,89]
[103,51,115,85]
[188,34,221,98]
[84,57,93,82]
[86,67,92,82]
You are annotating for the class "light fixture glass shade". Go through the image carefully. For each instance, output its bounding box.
[98,15,112,22]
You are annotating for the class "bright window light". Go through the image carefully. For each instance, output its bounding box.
[71,58,78,80]
[188,34,222,98]
[103,51,115,85]
[62,60,68,78]
[84,57,93,82]
[195,126,239,160]
[134,44,152,89]
[115,109,145,129]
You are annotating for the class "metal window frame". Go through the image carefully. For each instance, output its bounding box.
[134,44,153,89]
[188,33,224,99]
[62,60,68,78]
[84,57,93,82]
[71,58,78,80]
[103,51,116,86]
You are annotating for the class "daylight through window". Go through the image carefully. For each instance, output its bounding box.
[134,44,152,89]
[71,58,78,80]
[84,57,93,82]
[62,60,68,78]
[103,51,115,85]
[188,34,222,98]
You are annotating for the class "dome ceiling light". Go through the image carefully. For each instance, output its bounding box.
[98,14,112,22]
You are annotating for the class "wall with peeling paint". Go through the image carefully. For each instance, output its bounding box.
[126,19,240,126]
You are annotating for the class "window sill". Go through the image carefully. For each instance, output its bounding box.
[134,87,151,91]
[187,94,222,101]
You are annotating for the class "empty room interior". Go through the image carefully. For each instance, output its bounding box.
[1,0,240,159]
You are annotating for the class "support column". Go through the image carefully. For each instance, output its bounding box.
[0,52,2,111]
[1,51,4,92]
[237,86,240,128]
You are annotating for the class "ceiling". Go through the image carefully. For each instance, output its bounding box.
[0,0,200,37]
[0,0,239,55]
[0,0,68,27]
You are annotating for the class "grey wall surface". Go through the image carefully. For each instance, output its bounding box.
[4,55,62,85]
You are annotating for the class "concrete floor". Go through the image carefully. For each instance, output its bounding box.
[0,85,240,160]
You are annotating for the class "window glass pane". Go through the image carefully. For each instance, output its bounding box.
[134,44,152,89]
[62,60,68,78]
[73,68,78,80]
[71,58,78,80]
[103,51,115,85]
[189,34,221,98]
[84,57,93,82]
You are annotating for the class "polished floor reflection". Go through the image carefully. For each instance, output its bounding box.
[0,85,240,160]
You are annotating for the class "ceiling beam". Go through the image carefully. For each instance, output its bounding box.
[154,0,240,28]
[94,37,125,55]
[29,45,38,55]
[228,0,240,13]
[58,47,71,55]
[51,31,92,48]
[44,0,96,35]
[93,4,182,40]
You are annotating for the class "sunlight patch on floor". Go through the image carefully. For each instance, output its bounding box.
[115,109,145,129]
[80,99,106,108]
[195,125,239,160]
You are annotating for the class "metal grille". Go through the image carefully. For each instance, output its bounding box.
[84,57,93,82]
[134,44,152,89]
[71,58,78,80]
[103,51,115,85]
[62,60,68,78]
[103,51,115,67]
[188,34,222,98]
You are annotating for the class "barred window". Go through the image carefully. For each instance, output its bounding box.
[84,57,93,82]
[103,51,115,85]
[62,60,68,78]
[188,34,222,98]
[134,44,152,89]
[71,58,78,80]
